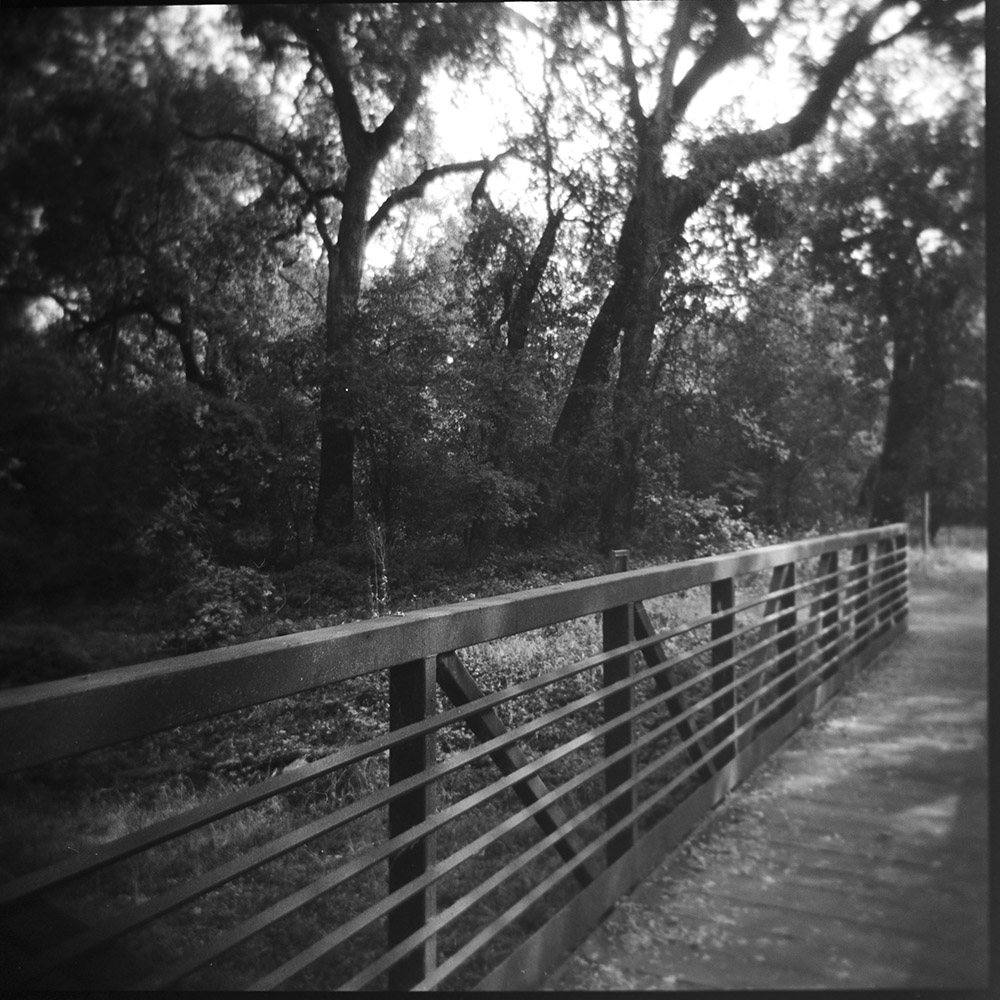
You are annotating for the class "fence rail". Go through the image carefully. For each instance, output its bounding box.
[0,524,908,990]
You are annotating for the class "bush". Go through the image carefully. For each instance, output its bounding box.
[164,552,276,653]
[634,490,775,560]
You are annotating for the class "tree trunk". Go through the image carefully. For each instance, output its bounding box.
[551,279,627,449]
[314,160,376,544]
[868,313,950,527]
[505,206,564,355]
[588,150,681,547]
[552,0,913,547]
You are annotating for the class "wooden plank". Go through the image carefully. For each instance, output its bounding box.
[603,550,635,866]
[710,578,736,770]
[435,652,599,888]
[387,657,437,990]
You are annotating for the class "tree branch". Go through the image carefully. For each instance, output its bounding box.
[373,65,428,159]
[672,1,756,123]
[611,1,646,138]
[180,126,341,254]
[309,7,372,163]
[367,151,515,239]
[650,0,696,144]
[684,1,905,201]
[181,126,343,203]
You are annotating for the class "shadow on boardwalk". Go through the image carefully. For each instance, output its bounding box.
[544,562,988,992]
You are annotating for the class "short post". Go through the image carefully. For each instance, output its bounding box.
[603,549,635,866]
[710,577,736,770]
[817,550,840,680]
[388,656,437,990]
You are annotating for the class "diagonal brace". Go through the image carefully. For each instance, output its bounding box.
[633,603,715,784]
[435,652,600,888]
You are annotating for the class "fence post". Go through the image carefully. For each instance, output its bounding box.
[603,549,635,866]
[922,492,930,554]
[894,532,909,624]
[850,543,870,651]
[773,562,798,719]
[817,550,840,680]
[875,538,894,634]
[388,656,437,990]
[710,577,736,770]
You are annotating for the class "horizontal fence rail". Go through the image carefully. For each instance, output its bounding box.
[0,525,909,990]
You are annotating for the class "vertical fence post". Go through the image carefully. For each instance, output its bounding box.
[603,549,635,866]
[388,656,437,991]
[773,562,798,719]
[710,577,736,770]
[894,531,909,624]
[850,543,870,651]
[817,550,840,680]
[875,538,894,634]
[922,493,930,553]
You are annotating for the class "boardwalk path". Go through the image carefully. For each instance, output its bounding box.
[544,565,988,991]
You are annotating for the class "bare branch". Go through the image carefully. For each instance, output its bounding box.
[650,0,696,144]
[611,1,646,137]
[683,1,904,199]
[180,126,341,253]
[181,126,342,202]
[366,151,515,239]
[672,1,756,123]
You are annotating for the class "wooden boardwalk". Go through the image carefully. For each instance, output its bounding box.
[544,570,989,991]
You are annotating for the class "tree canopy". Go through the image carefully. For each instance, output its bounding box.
[0,1,985,635]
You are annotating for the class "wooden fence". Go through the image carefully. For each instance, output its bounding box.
[0,524,908,990]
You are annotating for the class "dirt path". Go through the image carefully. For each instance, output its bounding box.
[544,567,988,991]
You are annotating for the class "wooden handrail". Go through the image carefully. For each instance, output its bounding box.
[0,525,905,774]
[0,524,910,992]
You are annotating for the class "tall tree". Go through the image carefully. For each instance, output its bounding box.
[222,4,506,543]
[0,7,291,396]
[545,0,983,548]
[792,86,985,528]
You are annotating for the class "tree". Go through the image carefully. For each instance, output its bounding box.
[544,0,983,548]
[220,4,507,543]
[791,84,985,529]
[0,8,315,602]
[0,7,297,397]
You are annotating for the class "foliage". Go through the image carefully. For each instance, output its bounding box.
[0,2,985,648]
[789,79,985,527]
[0,336,277,603]
[163,550,276,653]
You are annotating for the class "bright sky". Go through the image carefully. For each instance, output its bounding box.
[164,3,980,274]
[377,1,981,271]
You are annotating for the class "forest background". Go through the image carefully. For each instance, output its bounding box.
[0,1,985,681]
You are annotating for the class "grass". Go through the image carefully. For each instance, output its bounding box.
[1,529,984,990]
[909,525,988,578]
